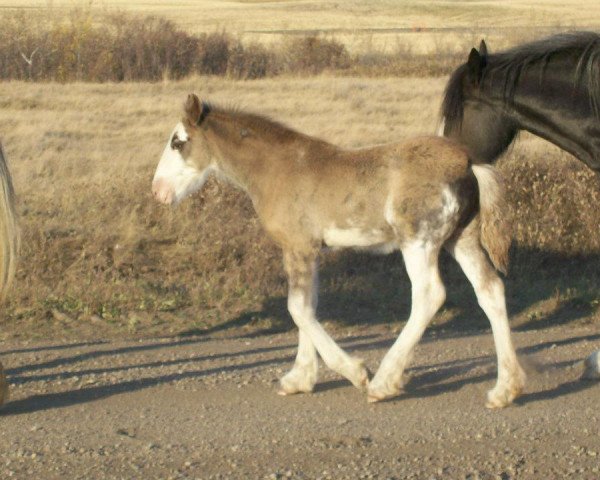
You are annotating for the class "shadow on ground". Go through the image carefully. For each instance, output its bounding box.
[179,245,600,337]
[2,328,599,416]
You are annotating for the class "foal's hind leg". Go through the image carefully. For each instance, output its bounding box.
[446,223,525,408]
[368,241,446,402]
[282,250,369,392]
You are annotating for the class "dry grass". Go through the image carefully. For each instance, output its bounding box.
[0,0,598,340]
[0,75,598,340]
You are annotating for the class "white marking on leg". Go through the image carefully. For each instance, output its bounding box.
[287,289,368,389]
[368,241,446,402]
[449,233,525,408]
[278,329,318,395]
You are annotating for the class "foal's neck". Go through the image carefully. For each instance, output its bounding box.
[203,110,330,200]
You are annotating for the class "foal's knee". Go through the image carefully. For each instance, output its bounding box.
[287,291,310,323]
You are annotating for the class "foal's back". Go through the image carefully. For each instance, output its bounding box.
[260,134,475,250]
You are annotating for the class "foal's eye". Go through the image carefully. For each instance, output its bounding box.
[171,135,187,151]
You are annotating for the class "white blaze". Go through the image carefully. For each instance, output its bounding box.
[152,122,214,205]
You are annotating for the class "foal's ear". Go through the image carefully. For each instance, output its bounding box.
[184,93,210,126]
[479,39,488,58]
[466,47,485,84]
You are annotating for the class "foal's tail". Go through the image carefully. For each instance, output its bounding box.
[471,164,511,274]
[0,141,19,301]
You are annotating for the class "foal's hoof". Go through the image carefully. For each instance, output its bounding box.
[485,371,526,409]
[277,384,314,396]
[349,360,371,391]
[366,371,409,403]
[485,390,517,409]
[277,368,316,396]
[366,380,404,403]
[366,386,402,403]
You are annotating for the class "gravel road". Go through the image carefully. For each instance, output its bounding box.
[1,324,599,479]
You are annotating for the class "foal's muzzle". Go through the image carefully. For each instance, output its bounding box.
[152,178,175,205]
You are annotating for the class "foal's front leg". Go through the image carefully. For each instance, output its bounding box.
[281,250,369,393]
[278,329,318,395]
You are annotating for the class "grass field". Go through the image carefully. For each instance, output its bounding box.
[0,1,598,341]
[0,75,598,342]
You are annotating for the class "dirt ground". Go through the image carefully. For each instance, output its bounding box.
[1,323,599,479]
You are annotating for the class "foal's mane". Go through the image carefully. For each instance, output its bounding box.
[207,103,334,147]
[442,31,600,125]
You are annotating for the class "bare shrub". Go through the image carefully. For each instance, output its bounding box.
[503,152,600,254]
[0,10,199,82]
[227,42,277,80]
[45,11,114,82]
[196,32,232,76]
[108,15,199,81]
[0,11,49,81]
[281,36,351,74]
[5,8,534,82]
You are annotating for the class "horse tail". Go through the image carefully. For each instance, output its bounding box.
[0,141,19,301]
[471,164,511,274]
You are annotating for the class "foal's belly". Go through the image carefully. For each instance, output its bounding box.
[322,226,398,253]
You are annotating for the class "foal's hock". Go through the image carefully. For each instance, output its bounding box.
[152,94,525,407]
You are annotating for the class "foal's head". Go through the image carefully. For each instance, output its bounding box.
[152,94,214,205]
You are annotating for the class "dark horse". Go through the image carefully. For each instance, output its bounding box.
[441,31,600,380]
[441,31,600,171]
